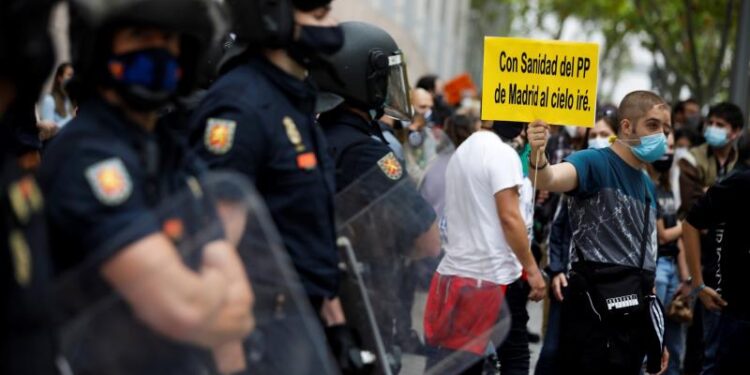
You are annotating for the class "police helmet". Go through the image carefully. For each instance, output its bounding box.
[68,0,228,99]
[224,0,333,48]
[310,22,413,121]
[0,0,56,109]
[225,0,294,48]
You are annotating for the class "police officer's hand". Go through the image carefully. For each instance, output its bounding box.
[212,342,247,374]
[551,273,568,302]
[527,268,546,302]
[527,120,549,162]
[698,286,727,312]
[216,201,248,247]
[203,241,256,335]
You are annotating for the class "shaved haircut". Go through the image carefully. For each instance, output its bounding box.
[617,91,669,134]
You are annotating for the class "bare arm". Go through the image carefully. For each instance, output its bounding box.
[676,240,690,282]
[101,234,254,349]
[656,218,683,245]
[413,220,441,258]
[495,187,546,301]
[526,120,579,193]
[674,239,692,297]
[682,222,703,291]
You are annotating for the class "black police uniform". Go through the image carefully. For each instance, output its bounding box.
[189,55,339,302]
[319,109,435,246]
[320,108,436,366]
[39,97,218,375]
[1,127,58,375]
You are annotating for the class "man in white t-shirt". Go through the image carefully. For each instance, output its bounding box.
[439,127,544,289]
[423,124,546,371]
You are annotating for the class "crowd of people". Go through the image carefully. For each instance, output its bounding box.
[2,0,749,375]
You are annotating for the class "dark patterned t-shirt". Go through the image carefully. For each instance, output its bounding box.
[564,148,658,271]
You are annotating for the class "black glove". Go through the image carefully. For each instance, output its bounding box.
[325,324,371,375]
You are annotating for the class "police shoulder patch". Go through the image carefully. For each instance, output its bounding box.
[85,158,133,206]
[204,118,237,155]
[377,152,403,180]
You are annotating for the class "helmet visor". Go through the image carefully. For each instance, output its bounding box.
[383,52,413,121]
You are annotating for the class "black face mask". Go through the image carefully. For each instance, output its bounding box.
[288,25,344,67]
[651,153,674,173]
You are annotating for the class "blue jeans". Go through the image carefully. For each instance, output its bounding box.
[655,256,686,375]
[701,305,721,375]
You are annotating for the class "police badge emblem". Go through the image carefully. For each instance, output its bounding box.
[9,230,31,286]
[8,176,43,224]
[377,152,403,180]
[205,118,237,155]
[85,158,133,206]
[283,116,305,152]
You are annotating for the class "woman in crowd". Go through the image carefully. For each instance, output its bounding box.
[39,62,74,140]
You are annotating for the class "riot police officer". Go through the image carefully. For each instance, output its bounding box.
[311,21,441,371]
[1,1,59,373]
[38,1,254,374]
[189,0,343,313]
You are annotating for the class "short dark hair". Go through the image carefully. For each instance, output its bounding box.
[595,113,618,134]
[445,114,475,147]
[707,102,745,130]
[674,127,702,147]
[416,74,439,93]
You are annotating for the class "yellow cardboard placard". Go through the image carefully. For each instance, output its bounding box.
[481,37,599,127]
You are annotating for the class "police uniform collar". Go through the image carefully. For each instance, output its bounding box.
[249,56,318,113]
[83,96,177,157]
[319,107,388,143]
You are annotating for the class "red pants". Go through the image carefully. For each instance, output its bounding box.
[423,273,507,355]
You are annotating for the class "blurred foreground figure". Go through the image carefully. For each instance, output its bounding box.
[39,1,255,374]
[1,0,58,373]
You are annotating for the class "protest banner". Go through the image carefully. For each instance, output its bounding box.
[481,37,599,127]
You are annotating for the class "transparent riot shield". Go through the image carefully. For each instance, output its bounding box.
[54,172,336,375]
[335,165,511,375]
[403,126,455,185]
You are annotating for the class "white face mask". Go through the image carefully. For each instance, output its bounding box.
[564,126,578,138]
[588,136,610,149]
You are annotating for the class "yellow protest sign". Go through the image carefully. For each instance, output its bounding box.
[481,37,599,127]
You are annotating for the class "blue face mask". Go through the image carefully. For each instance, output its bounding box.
[107,48,181,111]
[629,132,667,163]
[703,126,730,148]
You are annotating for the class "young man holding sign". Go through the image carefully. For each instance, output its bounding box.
[527,91,669,375]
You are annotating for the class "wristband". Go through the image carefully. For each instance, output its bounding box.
[529,159,548,170]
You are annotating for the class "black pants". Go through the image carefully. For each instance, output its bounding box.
[558,278,648,375]
[497,277,531,375]
[716,313,750,374]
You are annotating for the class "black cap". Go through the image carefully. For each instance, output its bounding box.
[492,121,525,140]
[292,0,332,11]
